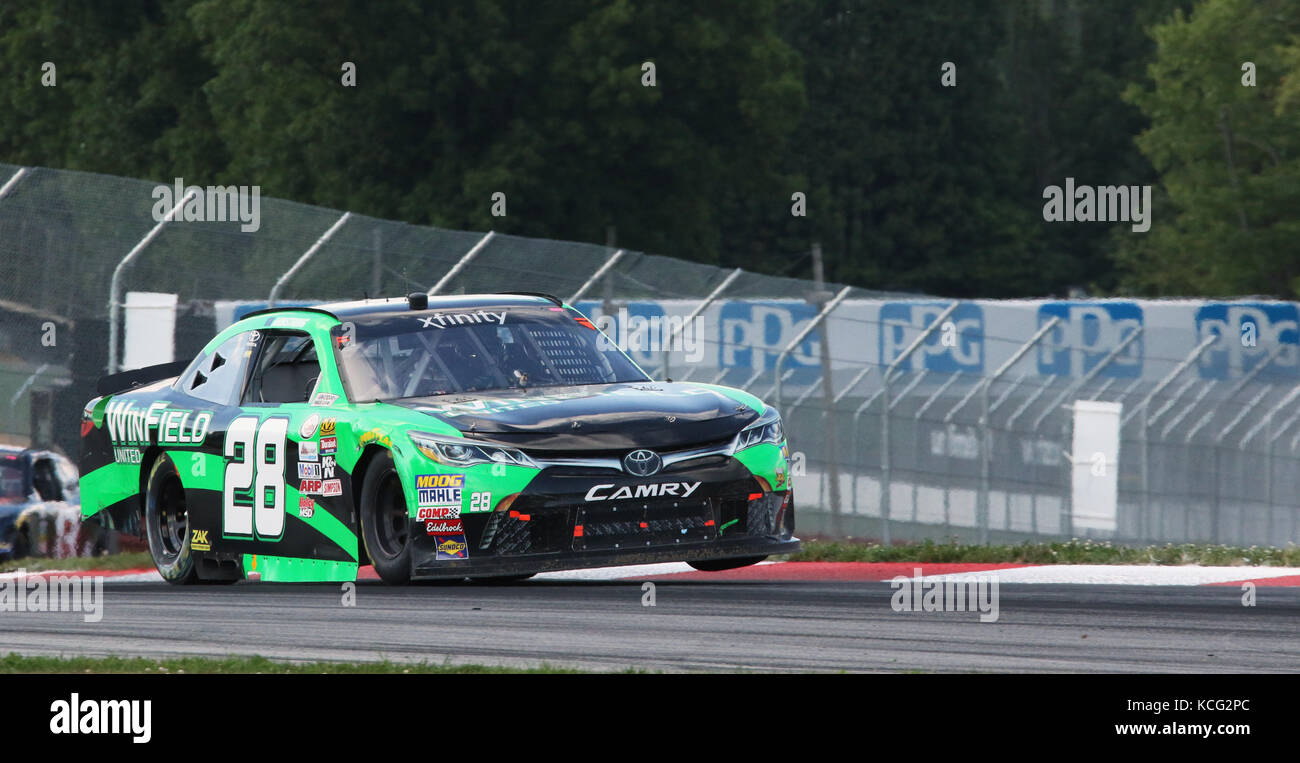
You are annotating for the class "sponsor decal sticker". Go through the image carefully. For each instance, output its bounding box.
[298,497,315,519]
[104,401,211,446]
[320,418,336,436]
[424,520,464,536]
[416,473,463,508]
[584,481,702,501]
[299,413,320,439]
[321,454,336,479]
[298,462,322,479]
[320,436,337,454]
[435,534,469,560]
[271,316,309,329]
[417,310,507,330]
[298,441,318,462]
[417,506,461,521]
[112,446,142,464]
[321,479,343,497]
[310,392,338,407]
[190,529,210,551]
[358,429,391,448]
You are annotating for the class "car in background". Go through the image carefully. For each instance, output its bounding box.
[0,445,83,560]
[78,293,798,584]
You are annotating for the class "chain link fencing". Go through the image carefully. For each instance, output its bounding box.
[1,163,1297,547]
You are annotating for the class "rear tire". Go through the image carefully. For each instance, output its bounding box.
[687,555,767,572]
[144,453,198,585]
[359,451,412,585]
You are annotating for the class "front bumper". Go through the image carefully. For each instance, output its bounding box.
[409,456,798,580]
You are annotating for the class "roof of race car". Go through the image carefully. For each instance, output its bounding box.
[242,293,565,323]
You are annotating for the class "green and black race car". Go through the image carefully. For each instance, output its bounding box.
[78,293,798,584]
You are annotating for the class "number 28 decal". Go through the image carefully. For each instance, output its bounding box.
[223,416,288,540]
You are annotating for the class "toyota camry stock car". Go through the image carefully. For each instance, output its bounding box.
[78,293,798,584]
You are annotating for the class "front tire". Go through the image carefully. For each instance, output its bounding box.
[144,453,198,584]
[687,555,767,572]
[359,451,412,585]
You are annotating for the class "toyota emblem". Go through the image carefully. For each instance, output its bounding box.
[623,449,663,477]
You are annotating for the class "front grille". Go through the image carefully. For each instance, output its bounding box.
[574,497,715,551]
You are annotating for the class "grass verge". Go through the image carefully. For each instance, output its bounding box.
[0,653,615,674]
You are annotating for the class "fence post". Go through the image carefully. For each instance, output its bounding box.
[0,167,28,200]
[661,267,741,381]
[269,212,352,307]
[107,188,197,375]
[879,301,958,545]
[430,230,496,296]
[1126,333,1218,544]
[566,248,623,304]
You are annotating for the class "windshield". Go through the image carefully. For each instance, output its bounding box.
[333,306,650,401]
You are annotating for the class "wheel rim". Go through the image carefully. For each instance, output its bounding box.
[155,473,188,560]
[373,471,409,558]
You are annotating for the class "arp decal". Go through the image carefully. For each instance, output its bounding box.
[1037,302,1143,378]
[880,302,984,374]
[1196,302,1299,380]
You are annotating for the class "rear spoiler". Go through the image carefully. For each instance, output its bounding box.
[96,360,190,397]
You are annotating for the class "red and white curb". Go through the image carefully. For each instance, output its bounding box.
[6,562,1300,587]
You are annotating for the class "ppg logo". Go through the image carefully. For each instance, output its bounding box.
[879,302,984,373]
[1037,302,1143,378]
[1195,303,1298,380]
[718,301,818,370]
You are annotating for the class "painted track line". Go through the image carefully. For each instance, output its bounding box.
[7,561,1300,586]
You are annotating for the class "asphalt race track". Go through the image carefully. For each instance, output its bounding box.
[3,580,1298,672]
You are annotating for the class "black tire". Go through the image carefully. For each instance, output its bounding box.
[12,525,31,560]
[359,451,412,585]
[144,453,198,584]
[687,555,767,572]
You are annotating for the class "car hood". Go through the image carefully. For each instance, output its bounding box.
[392,382,762,452]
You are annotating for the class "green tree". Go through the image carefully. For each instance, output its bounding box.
[1117,0,1300,296]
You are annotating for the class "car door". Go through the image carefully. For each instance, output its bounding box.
[230,329,355,571]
